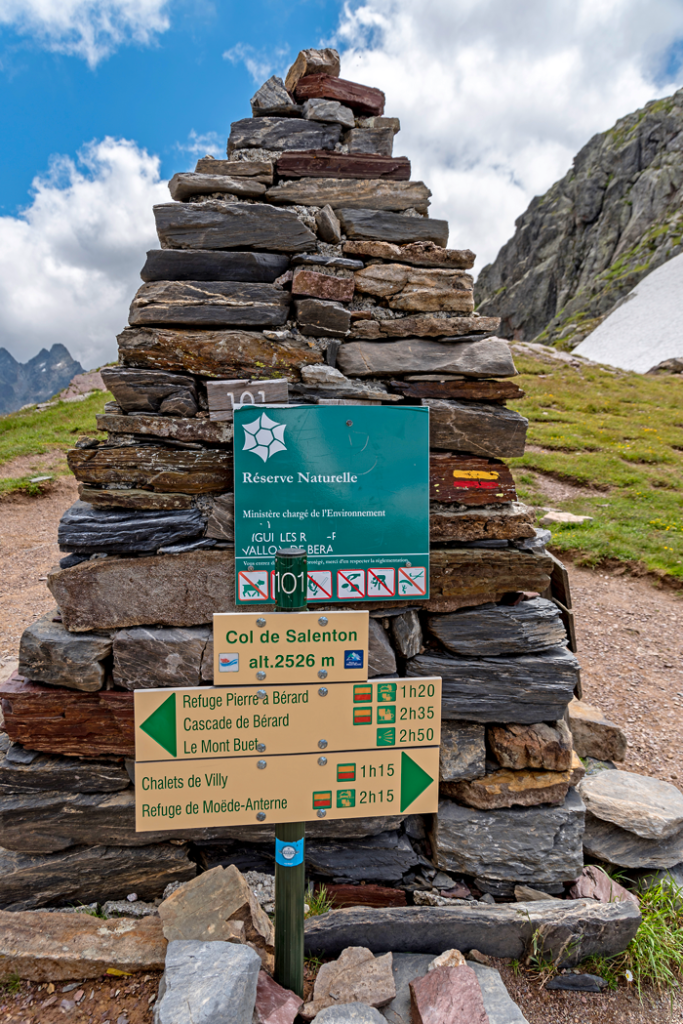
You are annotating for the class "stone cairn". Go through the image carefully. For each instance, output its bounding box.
[0,48,588,911]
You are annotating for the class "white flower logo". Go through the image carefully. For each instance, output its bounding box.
[242,412,287,463]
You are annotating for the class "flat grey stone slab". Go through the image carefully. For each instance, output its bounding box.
[583,811,683,869]
[304,899,641,968]
[305,832,418,882]
[0,740,130,795]
[428,599,567,657]
[407,647,579,723]
[228,116,341,153]
[113,625,211,690]
[18,610,111,691]
[0,842,194,911]
[431,789,585,884]
[579,769,683,840]
[154,201,316,253]
[470,963,530,1023]
[154,939,261,1024]
[314,1005,386,1024]
[140,249,290,283]
[337,209,448,247]
[58,500,205,555]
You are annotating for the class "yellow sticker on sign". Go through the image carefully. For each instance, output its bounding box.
[135,746,440,831]
[134,679,442,762]
[212,610,369,684]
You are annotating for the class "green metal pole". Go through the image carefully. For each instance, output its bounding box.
[274,548,307,997]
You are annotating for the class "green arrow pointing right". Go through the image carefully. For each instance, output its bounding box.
[400,750,433,811]
[140,693,177,757]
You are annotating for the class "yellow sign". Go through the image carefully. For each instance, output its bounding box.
[135,746,439,831]
[212,610,369,684]
[134,679,442,762]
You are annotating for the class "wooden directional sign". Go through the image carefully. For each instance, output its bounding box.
[135,678,441,762]
[135,745,439,831]
[213,610,369,684]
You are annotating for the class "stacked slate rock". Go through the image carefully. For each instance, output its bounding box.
[0,47,586,908]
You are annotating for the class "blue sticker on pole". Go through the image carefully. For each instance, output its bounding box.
[275,837,304,867]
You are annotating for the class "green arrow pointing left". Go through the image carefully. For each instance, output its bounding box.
[400,750,433,811]
[140,693,177,757]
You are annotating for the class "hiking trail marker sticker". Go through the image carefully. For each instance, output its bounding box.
[233,405,429,605]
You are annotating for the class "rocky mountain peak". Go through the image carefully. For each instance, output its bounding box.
[475,88,683,347]
[0,343,84,415]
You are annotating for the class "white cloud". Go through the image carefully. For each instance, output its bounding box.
[335,0,683,272]
[0,0,170,66]
[0,138,168,369]
[176,129,225,161]
[223,41,292,84]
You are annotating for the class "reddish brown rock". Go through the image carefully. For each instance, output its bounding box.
[569,865,640,907]
[410,965,489,1024]
[0,908,166,981]
[568,699,627,762]
[430,455,516,506]
[351,315,500,340]
[444,767,573,809]
[276,152,410,181]
[291,268,354,302]
[344,240,475,269]
[487,721,574,772]
[323,884,407,909]
[294,75,385,116]
[0,674,134,758]
[285,48,340,93]
[391,378,523,401]
[254,971,303,1024]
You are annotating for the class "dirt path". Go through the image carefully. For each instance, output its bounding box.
[0,478,78,678]
[565,559,683,793]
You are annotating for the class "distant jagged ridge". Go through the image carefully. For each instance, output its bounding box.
[0,344,84,415]
[475,89,683,347]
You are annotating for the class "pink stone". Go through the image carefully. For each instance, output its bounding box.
[254,970,303,1024]
[569,865,639,907]
[410,965,489,1024]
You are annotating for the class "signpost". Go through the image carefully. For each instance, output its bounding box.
[233,406,430,605]
[135,406,438,996]
[212,610,370,684]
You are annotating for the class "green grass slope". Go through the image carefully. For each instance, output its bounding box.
[510,352,683,582]
[0,391,110,496]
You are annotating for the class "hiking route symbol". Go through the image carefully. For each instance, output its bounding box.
[238,570,270,602]
[242,412,286,463]
[397,566,427,596]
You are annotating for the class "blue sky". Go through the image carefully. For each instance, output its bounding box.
[0,1,343,215]
[1,0,683,370]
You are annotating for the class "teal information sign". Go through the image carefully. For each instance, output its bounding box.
[233,405,429,604]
